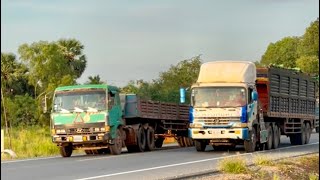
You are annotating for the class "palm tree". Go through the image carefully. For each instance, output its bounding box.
[57,39,87,79]
[86,75,104,84]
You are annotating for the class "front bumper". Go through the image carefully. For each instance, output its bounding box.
[189,128,249,140]
[52,132,110,144]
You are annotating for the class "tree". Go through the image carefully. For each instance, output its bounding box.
[298,18,319,58]
[57,39,87,79]
[85,75,104,84]
[18,39,86,95]
[296,18,319,75]
[260,37,300,68]
[296,55,319,75]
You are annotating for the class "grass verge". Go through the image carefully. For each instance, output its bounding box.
[205,153,319,180]
[1,126,60,160]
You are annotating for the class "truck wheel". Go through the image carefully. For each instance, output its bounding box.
[265,124,273,150]
[136,126,146,152]
[177,136,185,147]
[155,138,165,148]
[304,123,311,144]
[183,137,191,147]
[272,124,280,149]
[110,129,123,155]
[60,144,73,157]
[145,127,155,151]
[244,127,257,153]
[188,138,194,146]
[195,140,206,152]
[293,123,306,145]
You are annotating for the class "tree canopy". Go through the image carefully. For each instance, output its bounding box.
[259,18,319,76]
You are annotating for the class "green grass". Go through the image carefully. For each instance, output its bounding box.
[2,126,60,159]
[253,155,274,166]
[218,156,248,174]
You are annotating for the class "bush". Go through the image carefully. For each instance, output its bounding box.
[218,156,248,174]
[254,155,274,166]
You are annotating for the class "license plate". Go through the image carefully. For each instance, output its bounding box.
[210,130,220,134]
[73,135,83,142]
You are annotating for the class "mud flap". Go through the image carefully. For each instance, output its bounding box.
[260,129,268,143]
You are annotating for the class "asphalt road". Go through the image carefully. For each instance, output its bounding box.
[2,133,319,180]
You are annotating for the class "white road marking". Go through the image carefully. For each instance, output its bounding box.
[74,142,319,180]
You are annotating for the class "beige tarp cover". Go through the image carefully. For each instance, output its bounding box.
[197,61,256,83]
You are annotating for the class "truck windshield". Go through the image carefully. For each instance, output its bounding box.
[191,87,246,108]
[53,90,106,112]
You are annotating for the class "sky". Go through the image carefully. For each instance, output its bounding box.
[1,0,319,87]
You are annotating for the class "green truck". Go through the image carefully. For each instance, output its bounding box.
[47,84,192,157]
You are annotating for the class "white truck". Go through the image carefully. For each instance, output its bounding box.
[180,61,316,152]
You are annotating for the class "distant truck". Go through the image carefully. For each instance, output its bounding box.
[181,61,317,152]
[46,84,192,157]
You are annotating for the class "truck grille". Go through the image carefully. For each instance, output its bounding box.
[68,128,91,134]
[194,117,240,126]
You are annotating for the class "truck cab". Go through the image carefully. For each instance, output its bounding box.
[184,61,267,152]
[50,84,124,157]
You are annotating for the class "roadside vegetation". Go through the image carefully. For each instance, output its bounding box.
[1,126,59,159]
[1,127,176,160]
[209,153,319,180]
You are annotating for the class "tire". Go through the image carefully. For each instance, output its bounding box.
[195,140,206,152]
[188,138,194,146]
[304,123,311,144]
[316,127,319,133]
[136,126,146,152]
[292,123,306,145]
[183,137,191,147]
[265,124,273,150]
[272,124,280,149]
[177,136,185,147]
[110,129,123,155]
[155,138,165,148]
[145,127,155,151]
[244,127,257,153]
[60,144,73,157]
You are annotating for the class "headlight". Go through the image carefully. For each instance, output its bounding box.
[231,122,247,128]
[56,129,66,134]
[190,123,204,128]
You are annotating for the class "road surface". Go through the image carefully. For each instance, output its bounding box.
[1,133,319,180]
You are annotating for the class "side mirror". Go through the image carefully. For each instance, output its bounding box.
[251,91,258,101]
[180,88,186,103]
